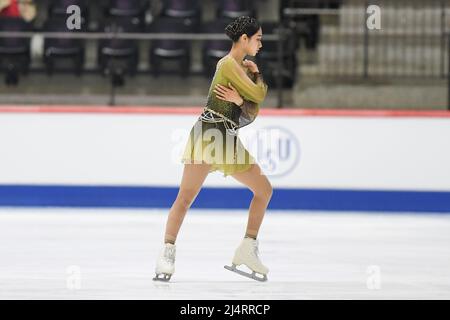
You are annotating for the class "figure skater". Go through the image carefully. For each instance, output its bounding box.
[154,16,272,282]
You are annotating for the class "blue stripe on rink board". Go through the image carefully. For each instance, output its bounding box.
[0,185,449,213]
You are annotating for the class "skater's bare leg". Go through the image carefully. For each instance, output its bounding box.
[164,162,211,244]
[231,164,273,239]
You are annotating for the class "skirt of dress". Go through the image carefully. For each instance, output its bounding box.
[181,119,256,177]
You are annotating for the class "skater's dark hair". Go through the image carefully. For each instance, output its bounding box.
[224,16,260,42]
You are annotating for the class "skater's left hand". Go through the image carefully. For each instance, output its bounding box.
[213,83,244,107]
[242,59,259,73]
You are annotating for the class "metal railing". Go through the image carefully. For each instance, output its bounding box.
[0,30,288,107]
[283,0,449,79]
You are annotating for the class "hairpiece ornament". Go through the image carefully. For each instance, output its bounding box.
[226,16,254,38]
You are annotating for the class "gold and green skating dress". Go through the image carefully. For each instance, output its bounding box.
[181,55,268,177]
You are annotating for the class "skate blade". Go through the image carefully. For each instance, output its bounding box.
[224,264,267,282]
[152,273,172,282]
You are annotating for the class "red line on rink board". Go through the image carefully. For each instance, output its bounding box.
[0,105,449,118]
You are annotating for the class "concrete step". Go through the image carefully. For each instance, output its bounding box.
[322,45,442,62]
[299,42,447,76]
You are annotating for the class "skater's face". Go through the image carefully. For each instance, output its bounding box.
[241,27,263,57]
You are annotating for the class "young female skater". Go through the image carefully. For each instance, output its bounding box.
[154,16,272,282]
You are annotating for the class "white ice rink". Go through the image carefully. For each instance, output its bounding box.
[0,208,449,300]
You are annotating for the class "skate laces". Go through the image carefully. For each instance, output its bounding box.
[251,240,260,257]
[163,246,176,262]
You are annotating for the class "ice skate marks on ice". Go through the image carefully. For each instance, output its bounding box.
[224,263,268,282]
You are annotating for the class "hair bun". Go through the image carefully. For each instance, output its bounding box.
[224,16,257,42]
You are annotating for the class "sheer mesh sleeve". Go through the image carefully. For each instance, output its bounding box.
[221,57,268,104]
[236,67,267,128]
[237,99,259,129]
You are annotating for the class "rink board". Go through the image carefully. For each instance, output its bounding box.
[0,106,449,212]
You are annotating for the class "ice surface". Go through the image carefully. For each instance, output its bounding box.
[0,208,449,299]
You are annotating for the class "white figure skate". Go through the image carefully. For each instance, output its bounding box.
[153,243,176,282]
[224,237,269,282]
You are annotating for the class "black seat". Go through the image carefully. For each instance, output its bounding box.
[217,0,256,19]
[256,21,297,88]
[201,19,231,78]
[160,0,201,29]
[43,17,86,76]
[97,18,141,77]
[0,17,32,85]
[104,0,149,30]
[148,17,194,77]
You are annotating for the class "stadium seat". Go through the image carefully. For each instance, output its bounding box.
[97,17,141,77]
[43,17,86,76]
[217,0,256,19]
[148,17,194,77]
[160,0,201,29]
[104,0,149,31]
[201,19,231,78]
[0,17,32,85]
